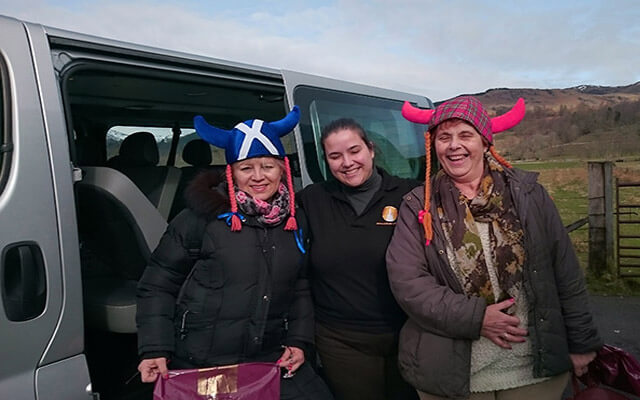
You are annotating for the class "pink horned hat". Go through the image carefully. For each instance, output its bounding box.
[401,96,526,246]
[402,96,526,143]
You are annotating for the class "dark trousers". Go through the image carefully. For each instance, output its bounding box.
[281,362,335,400]
[315,323,418,400]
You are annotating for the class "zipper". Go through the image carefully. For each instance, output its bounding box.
[179,310,190,340]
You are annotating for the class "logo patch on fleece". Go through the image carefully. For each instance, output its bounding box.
[376,206,398,226]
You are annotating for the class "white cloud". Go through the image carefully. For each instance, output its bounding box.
[0,0,638,101]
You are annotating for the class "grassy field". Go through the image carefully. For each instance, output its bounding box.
[513,159,640,295]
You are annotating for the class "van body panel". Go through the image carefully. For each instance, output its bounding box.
[0,15,71,399]
[24,21,87,367]
[35,354,92,400]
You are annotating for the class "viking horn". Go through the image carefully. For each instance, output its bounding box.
[193,115,231,148]
[402,101,434,124]
[268,105,301,137]
[491,98,526,133]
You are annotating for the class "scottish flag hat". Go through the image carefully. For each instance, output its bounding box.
[194,106,300,163]
[193,106,301,232]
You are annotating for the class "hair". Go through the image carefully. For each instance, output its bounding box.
[320,118,374,152]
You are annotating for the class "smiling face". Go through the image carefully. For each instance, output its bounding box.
[231,156,284,201]
[434,119,488,185]
[323,128,375,187]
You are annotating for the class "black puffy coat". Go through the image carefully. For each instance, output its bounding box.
[136,171,313,367]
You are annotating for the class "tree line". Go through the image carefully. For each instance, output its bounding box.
[494,100,640,160]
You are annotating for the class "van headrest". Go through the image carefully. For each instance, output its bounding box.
[182,139,212,167]
[119,131,159,166]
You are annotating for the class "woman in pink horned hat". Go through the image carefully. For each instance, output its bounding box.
[385,96,602,399]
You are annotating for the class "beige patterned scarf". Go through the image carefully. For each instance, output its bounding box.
[435,156,525,304]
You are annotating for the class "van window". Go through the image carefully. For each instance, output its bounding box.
[0,65,7,193]
[294,86,425,182]
[106,126,226,167]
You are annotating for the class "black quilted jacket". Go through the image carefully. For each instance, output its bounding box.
[136,171,312,367]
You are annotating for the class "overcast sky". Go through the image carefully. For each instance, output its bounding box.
[1,0,638,101]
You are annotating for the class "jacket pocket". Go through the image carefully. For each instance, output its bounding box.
[399,320,471,398]
[174,263,226,365]
[174,308,216,365]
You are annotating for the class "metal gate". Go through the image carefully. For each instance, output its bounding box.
[616,181,640,277]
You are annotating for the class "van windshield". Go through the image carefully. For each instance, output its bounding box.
[293,86,426,182]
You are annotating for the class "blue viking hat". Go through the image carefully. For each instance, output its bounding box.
[192,106,301,235]
[193,106,300,164]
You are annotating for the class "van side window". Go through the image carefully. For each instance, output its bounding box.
[293,86,425,182]
[105,126,224,167]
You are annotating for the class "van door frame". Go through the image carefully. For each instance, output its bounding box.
[281,69,432,186]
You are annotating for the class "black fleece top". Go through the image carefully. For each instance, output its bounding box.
[298,168,419,332]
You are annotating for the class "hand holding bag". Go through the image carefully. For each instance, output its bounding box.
[571,344,640,399]
[153,362,280,400]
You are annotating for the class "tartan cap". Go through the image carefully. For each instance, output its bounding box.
[429,96,493,143]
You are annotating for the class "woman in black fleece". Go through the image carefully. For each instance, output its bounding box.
[298,118,419,400]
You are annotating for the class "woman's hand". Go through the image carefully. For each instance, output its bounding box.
[277,346,305,374]
[138,357,168,382]
[481,299,528,349]
[570,352,596,377]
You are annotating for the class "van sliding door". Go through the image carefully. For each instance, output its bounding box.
[282,70,432,187]
[0,17,90,400]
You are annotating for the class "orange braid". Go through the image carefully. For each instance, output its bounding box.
[225,165,242,231]
[283,156,298,231]
[421,131,433,245]
[489,145,512,169]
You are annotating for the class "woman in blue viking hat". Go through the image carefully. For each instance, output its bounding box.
[136,106,333,399]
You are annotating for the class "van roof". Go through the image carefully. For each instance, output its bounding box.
[35,19,429,104]
[41,23,283,80]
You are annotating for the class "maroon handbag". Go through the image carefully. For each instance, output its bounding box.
[153,362,280,400]
[570,344,640,399]
[571,375,630,399]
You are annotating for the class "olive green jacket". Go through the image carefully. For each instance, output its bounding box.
[386,167,602,399]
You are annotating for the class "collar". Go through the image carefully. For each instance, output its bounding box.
[325,167,400,201]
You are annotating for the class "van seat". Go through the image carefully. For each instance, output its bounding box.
[83,279,139,333]
[77,167,167,333]
[107,131,181,220]
[169,139,224,220]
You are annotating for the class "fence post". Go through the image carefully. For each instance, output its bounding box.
[588,161,614,276]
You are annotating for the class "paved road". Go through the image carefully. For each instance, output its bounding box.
[589,295,640,361]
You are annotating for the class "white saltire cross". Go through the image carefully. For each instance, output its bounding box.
[235,120,279,160]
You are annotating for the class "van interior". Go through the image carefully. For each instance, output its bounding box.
[63,62,293,399]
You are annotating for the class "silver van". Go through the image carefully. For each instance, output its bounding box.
[0,14,433,400]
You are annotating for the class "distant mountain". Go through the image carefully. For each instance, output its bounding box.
[442,82,640,161]
[461,81,640,113]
